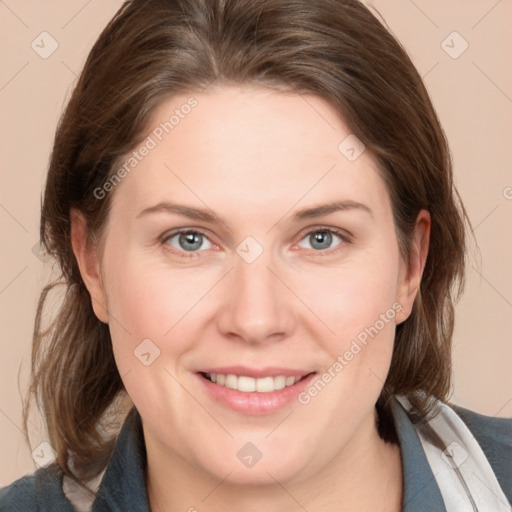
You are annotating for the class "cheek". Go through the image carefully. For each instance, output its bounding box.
[104,248,197,331]
[101,260,196,420]
[102,252,221,371]
[300,254,400,345]
[295,245,402,402]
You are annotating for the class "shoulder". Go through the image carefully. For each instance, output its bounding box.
[0,465,75,512]
[0,474,37,511]
[451,403,512,501]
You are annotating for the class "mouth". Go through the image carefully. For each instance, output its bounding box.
[196,367,317,415]
[199,372,310,393]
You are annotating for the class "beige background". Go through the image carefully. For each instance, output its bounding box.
[1,0,511,487]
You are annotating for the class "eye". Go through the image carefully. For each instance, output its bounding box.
[161,226,349,259]
[297,228,346,253]
[163,229,214,257]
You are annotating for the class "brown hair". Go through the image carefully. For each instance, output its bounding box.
[26,0,468,485]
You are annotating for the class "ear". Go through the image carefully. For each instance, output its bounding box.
[395,209,431,324]
[70,208,109,323]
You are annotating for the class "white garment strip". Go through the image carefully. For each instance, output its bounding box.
[63,470,103,512]
[396,396,511,512]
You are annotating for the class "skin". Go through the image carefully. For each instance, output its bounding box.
[71,85,430,511]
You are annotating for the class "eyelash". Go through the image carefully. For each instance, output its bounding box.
[159,226,352,260]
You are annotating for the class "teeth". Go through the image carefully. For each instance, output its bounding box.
[274,376,286,390]
[256,376,274,392]
[238,376,256,392]
[225,374,237,390]
[205,373,302,393]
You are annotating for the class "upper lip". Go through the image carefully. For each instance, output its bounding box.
[198,366,315,379]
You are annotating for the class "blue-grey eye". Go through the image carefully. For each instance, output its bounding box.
[299,230,342,251]
[166,231,213,252]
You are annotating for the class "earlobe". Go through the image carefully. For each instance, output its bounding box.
[395,209,431,324]
[70,208,109,323]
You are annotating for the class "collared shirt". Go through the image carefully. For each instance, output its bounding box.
[1,397,511,511]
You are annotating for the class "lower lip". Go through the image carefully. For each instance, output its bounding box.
[197,373,316,415]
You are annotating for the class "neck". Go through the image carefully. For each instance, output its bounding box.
[145,411,403,512]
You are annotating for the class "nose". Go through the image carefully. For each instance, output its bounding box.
[216,248,296,345]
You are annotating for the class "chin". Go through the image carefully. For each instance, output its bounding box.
[189,436,313,488]
[208,457,305,488]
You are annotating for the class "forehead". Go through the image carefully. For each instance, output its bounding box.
[109,85,390,223]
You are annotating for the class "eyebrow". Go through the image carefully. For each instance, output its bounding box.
[294,200,372,220]
[136,199,372,223]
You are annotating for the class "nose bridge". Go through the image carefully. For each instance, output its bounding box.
[216,239,294,344]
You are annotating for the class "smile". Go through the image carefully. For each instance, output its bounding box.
[201,372,304,393]
[197,368,317,415]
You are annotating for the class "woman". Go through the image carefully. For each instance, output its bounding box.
[1,0,510,510]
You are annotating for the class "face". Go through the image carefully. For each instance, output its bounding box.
[74,85,427,486]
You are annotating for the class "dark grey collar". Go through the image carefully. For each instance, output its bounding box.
[391,398,447,511]
[92,408,149,511]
